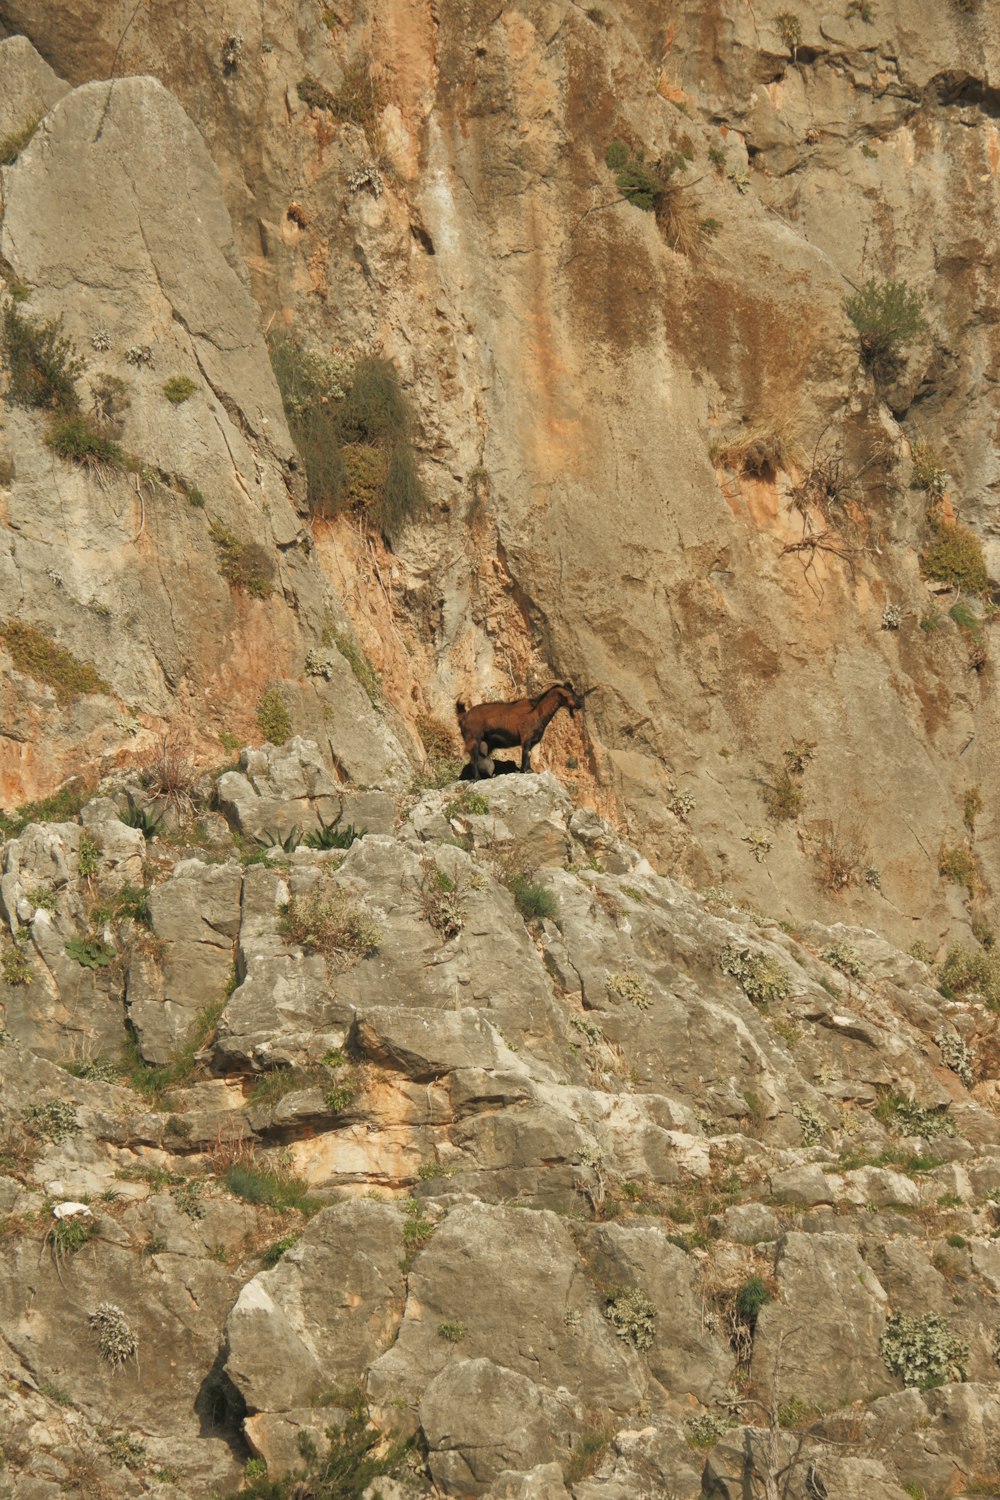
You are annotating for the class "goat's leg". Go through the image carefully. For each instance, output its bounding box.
[520,743,533,773]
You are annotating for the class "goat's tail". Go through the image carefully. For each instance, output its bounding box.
[455,698,468,718]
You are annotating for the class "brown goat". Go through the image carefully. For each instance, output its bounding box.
[455,683,587,779]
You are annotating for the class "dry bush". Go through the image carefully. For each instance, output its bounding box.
[812,820,872,893]
[0,1121,39,1180]
[655,184,706,257]
[280,881,382,964]
[711,416,800,478]
[138,737,197,817]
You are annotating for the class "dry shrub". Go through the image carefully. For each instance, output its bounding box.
[280,881,382,964]
[139,737,197,817]
[711,415,799,478]
[813,820,871,893]
[0,1121,39,1180]
[655,184,705,257]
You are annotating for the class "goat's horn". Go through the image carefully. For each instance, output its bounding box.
[579,685,602,699]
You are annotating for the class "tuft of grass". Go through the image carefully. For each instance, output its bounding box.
[118,1000,226,1102]
[508,874,557,923]
[937,943,1000,1009]
[0,115,40,165]
[297,75,336,110]
[45,412,126,470]
[437,1320,466,1342]
[261,1233,301,1268]
[1,619,110,705]
[1,940,32,987]
[710,420,796,477]
[329,628,381,704]
[939,843,976,897]
[919,519,988,595]
[225,1158,319,1213]
[256,685,292,745]
[0,781,91,838]
[162,375,198,404]
[910,440,948,497]
[761,765,803,821]
[331,56,385,144]
[209,521,276,599]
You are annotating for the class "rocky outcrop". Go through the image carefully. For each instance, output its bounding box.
[0,757,998,1496]
[0,43,411,805]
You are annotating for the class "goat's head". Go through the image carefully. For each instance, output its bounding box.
[554,682,586,717]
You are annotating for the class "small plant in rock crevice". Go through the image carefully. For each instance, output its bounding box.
[26,1099,80,1142]
[1,939,32,987]
[820,942,863,980]
[720,945,791,1006]
[0,115,40,165]
[920,518,989,596]
[935,1028,973,1088]
[910,440,949,498]
[939,842,976,898]
[685,1411,735,1450]
[775,12,803,54]
[1,303,82,410]
[793,1100,826,1145]
[261,1233,300,1268]
[280,883,382,963]
[65,935,116,969]
[209,521,276,599]
[760,764,803,822]
[507,873,557,923]
[437,1321,466,1342]
[304,817,363,850]
[606,967,653,1010]
[879,1311,968,1388]
[937,942,1000,1008]
[605,1286,656,1349]
[874,1090,954,1140]
[88,1303,139,1370]
[256,685,292,745]
[421,865,467,939]
[103,1431,147,1469]
[162,375,198,404]
[844,277,928,382]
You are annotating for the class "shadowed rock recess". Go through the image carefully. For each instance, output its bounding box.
[0,4,999,1499]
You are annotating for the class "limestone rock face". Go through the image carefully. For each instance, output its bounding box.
[0,51,410,804]
[2,4,1000,1497]
[0,771,997,1496]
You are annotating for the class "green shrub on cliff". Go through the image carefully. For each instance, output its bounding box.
[1,303,82,410]
[268,337,425,547]
[844,277,927,381]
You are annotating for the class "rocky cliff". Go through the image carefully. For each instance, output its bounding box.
[1,2,999,1497]
[2,754,1000,1499]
